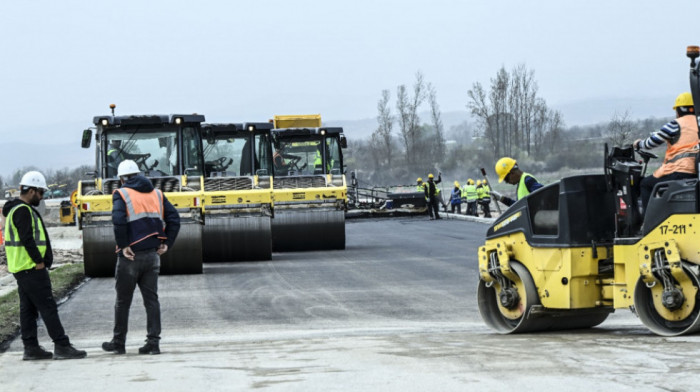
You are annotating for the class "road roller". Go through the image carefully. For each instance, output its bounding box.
[76,110,205,277]
[478,46,700,336]
[200,122,274,261]
[270,115,347,251]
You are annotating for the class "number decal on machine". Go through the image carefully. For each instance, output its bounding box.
[659,225,687,235]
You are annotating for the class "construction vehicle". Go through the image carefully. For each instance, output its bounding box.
[270,115,347,251]
[76,110,206,277]
[59,200,76,225]
[477,46,700,336]
[200,122,274,261]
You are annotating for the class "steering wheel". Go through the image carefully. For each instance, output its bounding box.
[287,156,305,171]
[134,153,152,170]
[635,148,658,163]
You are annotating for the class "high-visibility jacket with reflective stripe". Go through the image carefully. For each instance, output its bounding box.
[654,115,700,178]
[463,184,478,201]
[517,173,537,200]
[4,204,46,273]
[480,184,491,202]
[417,184,428,201]
[114,188,167,247]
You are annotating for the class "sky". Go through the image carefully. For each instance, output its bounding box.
[1,0,699,171]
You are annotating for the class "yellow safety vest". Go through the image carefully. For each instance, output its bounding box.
[4,204,47,273]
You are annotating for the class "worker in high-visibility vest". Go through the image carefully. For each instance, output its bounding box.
[477,180,493,218]
[102,160,181,356]
[449,181,462,214]
[462,179,478,216]
[3,171,87,360]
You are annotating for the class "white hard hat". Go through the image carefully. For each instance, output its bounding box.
[19,171,49,191]
[117,160,141,177]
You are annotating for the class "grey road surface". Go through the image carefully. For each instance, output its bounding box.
[1,217,699,391]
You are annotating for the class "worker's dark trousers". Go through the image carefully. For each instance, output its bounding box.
[451,203,461,214]
[640,172,695,212]
[428,197,441,219]
[480,200,492,218]
[14,268,70,348]
[113,250,161,344]
[467,201,477,216]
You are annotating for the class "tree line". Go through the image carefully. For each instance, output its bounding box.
[348,65,672,187]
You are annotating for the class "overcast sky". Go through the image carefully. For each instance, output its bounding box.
[1,0,699,145]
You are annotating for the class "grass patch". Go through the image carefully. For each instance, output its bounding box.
[0,263,85,349]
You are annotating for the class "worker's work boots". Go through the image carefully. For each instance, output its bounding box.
[53,344,87,360]
[102,340,126,354]
[138,341,160,355]
[23,345,53,360]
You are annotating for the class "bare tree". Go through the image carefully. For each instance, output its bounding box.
[396,72,427,166]
[606,110,636,147]
[427,82,445,160]
[372,89,395,168]
[467,82,496,156]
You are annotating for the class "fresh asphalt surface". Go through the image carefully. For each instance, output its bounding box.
[2,216,700,391]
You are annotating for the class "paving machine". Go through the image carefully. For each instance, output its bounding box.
[77,110,205,277]
[200,122,274,261]
[270,115,347,251]
[477,46,700,336]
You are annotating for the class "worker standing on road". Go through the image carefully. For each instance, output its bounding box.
[3,171,87,360]
[478,180,492,218]
[425,173,442,220]
[102,160,180,356]
[416,177,429,209]
[491,157,543,207]
[633,92,699,212]
[463,179,478,216]
[449,181,462,214]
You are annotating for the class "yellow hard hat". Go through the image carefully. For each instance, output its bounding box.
[495,157,517,182]
[467,178,474,185]
[428,173,434,179]
[476,180,482,186]
[417,177,423,183]
[673,92,694,109]
[454,181,460,187]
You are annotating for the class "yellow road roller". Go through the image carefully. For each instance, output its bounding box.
[270,115,347,251]
[76,110,205,277]
[478,46,700,336]
[200,122,274,261]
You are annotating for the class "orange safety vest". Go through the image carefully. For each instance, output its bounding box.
[114,188,166,247]
[653,115,700,178]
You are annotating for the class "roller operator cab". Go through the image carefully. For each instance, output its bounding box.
[270,115,348,251]
[77,113,205,277]
[200,122,274,261]
[478,46,700,336]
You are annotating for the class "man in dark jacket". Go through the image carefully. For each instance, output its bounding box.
[424,173,442,220]
[102,160,180,355]
[3,171,86,360]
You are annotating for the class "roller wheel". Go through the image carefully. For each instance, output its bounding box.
[203,215,272,262]
[634,263,700,336]
[477,261,611,333]
[159,220,203,275]
[83,224,117,277]
[477,261,540,333]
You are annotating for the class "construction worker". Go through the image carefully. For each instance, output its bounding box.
[3,171,87,360]
[102,160,181,355]
[634,92,699,211]
[449,181,462,214]
[491,157,543,207]
[425,173,442,220]
[463,179,478,216]
[478,180,493,218]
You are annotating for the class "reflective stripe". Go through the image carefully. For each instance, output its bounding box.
[664,150,698,164]
[4,204,47,273]
[116,188,164,222]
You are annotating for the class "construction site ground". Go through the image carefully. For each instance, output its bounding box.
[1,213,698,391]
